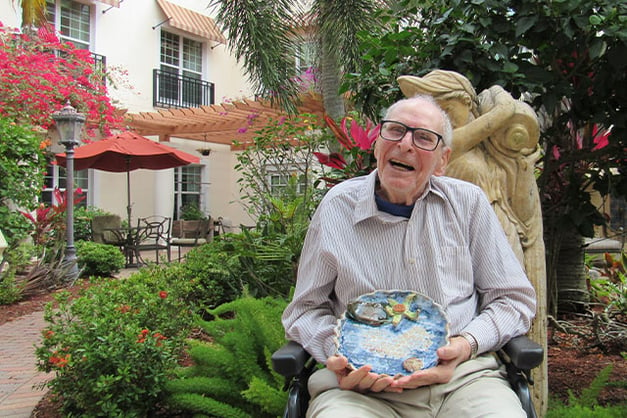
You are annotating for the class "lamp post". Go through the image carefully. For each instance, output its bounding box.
[52,102,85,279]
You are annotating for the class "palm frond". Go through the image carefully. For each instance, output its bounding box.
[211,0,302,113]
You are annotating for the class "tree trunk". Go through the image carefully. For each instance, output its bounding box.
[319,35,345,122]
[555,231,589,313]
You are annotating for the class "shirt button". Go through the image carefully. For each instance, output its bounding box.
[408,258,416,264]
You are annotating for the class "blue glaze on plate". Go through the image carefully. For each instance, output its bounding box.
[336,290,449,376]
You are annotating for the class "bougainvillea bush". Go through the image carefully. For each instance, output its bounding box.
[0,22,122,135]
[35,264,194,417]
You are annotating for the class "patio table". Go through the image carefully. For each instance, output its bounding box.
[102,226,148,268]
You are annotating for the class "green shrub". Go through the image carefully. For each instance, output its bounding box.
[74,206,112,241]
[0,274,21,305]
[181,239,242,310]
[76,240,125,277]
[35,264,194,417]
[166,296,288,418]
[0,242,35,304]
[179,202,207,220]
[182,228,302,312]
[547,365,627,418]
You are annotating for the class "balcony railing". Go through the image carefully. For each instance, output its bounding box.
[90,52,106,70]
[90,52,106,85]
[153,69,215,109]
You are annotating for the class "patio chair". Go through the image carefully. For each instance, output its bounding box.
[170,218,211,261]
[271,336,543,418]
[91,215,125,247]
[129,216,172,264]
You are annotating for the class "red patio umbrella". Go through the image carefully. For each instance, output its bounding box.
[56,131,200,227]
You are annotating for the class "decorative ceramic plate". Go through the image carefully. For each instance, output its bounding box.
[335,290,449,376]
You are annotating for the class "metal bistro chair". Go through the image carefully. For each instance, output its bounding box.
[170,218,211,261]
[271,335,543,418]
[130,216,172,264]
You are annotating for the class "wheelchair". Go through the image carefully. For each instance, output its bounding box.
[272,335,543,418]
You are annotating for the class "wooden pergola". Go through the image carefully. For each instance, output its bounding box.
[126,93,325,149]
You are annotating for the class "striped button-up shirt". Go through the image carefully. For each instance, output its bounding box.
[282,170,536,363]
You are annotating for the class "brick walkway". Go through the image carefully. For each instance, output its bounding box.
[0,257,185,417]
[0,266,144,417]
[0,310,52,418]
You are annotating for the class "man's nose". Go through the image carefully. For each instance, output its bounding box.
[398,130,414,149]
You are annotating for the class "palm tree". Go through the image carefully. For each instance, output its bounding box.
[210,0,384,119]
[14,0,47,31]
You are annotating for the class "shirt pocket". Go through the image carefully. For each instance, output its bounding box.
[434,246,474,301]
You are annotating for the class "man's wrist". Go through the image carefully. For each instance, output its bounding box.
[459,332,478,360]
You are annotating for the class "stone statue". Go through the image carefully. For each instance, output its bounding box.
[398,70,547,415]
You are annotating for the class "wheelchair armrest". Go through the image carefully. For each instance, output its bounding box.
[272,341,312,378]
[501,335,543,371]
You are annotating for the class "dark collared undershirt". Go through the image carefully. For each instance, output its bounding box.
[375,193,414,218]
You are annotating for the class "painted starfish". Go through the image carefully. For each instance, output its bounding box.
[384,294,420,327]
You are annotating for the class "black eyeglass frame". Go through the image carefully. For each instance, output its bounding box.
[379,120,443,151]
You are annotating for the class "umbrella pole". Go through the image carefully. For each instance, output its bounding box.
[125,159,135,266]
[126,169,132,228]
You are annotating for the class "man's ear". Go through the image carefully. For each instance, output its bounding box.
[433,147,451,176]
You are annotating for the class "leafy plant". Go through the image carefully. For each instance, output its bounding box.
[182,228,300,310]
[547,365,627,417]
[165,296,288,418]
[588,252,627,316]
[233,113,325,223]
[75,240,125,278]
[35,264,194,417]
[74,206,113,241]
[0,116,47,246]
[20,187,86,253]
[179,202,207,221]
[314,112,379,187]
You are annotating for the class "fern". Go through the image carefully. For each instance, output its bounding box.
[164,296,288,417]
[168,392,249,418]
[241,376,287,415]
[567,365,613,408]
[547,365,627,418]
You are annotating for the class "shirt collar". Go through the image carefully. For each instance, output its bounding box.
[353,170,444,224]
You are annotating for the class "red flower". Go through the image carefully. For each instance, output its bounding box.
[314,152,346,170]
[591,125,610,151]
[158,291,168,299]
[116,304,131,314]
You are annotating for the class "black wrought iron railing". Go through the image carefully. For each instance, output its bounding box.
[90,52,106,69]
[90,52,107,85]
[153,69,215,109]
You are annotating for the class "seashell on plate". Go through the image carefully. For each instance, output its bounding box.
[346,301,389,326]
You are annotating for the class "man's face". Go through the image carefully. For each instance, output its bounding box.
[374,99,451,205]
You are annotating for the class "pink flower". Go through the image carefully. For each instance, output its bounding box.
[325,115,378,151]
[591,125,610,151]
[314,152,347,170]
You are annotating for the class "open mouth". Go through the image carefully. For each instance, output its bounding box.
[390,159,414,171]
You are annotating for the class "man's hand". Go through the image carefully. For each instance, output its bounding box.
[326,355,402,393]
[390,336,472,390]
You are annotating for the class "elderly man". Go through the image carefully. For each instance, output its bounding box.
[282,94,536,417]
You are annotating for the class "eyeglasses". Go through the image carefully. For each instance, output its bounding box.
[379,120,443,151]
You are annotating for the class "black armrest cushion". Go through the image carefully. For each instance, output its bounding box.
[502,335,543,370]
[272,341,311,378]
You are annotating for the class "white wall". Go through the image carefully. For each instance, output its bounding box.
[1,0,256,230]
[0,2,20,27]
